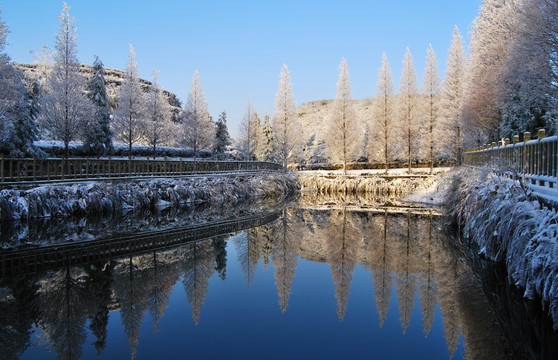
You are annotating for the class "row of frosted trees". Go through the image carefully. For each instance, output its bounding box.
[250,28,468,174]
[262,0,558,172]
[0,4,229,160]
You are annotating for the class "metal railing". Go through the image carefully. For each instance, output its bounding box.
[0,157,283,183]
[464,129,558,192]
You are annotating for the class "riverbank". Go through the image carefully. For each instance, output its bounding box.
[297,168,449,198]
[445,167,558,330]
[0,173,297,220]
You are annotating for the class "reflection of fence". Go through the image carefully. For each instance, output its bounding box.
[464,129,558,192]
[0,157,282,183]
[0,211,280,278]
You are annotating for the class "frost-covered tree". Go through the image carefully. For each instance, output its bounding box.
[328,58,359,175]
[440,26,467,165]
[463,0,520,143]
[213,111,231,158]
[113,45,145,158]
[260,113,276,162]
[39,3,91,159]
[181,70,214,160]
[83,55,113,157]
[273,64,298,170]
[399,47,420,173]
[500,0,558,138]
[144,70,174,157]
[0,9,39,157]
[250,111,261,159]
[238,101,260,160]
[422,45,441,174]
[371,53,397,174]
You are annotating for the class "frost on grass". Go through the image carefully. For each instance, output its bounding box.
[448,168,558,329]
[0,174,297,221]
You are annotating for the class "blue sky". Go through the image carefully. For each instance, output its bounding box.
[1,0,481,138]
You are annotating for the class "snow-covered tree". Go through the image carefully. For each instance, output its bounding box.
[0,8,39,157]
[83,55,113,157]
[500,0,558,138]
[422,44,441,174]
[250,111,262,159]
[30,45,53,90]
[181,70,214,160]
[260,113,276,162]
[213,111,231,158]
[463,0,520,143]
[144,70,174,157]
[113,45,145,158]
[399,47,420,173]
[440,26,467,164]
[273,64,298,170]
[238,101,259,160]
[39,3,91,159]
[370,53,397,174]
[328,58,359,175]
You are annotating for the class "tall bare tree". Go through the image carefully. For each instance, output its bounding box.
[328,58,359,175]
[181,70,214,160]
[144,70,174,157]
[440,26,467,165]
[40,3,91,160]
[238,100,257,160]
[371,53,396,174]
[273,64,298,170]
[399,47,420,173]
[422,44,441,174]
[113,45,145,158]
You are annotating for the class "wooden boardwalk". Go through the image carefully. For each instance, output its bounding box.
[0,211,280,278]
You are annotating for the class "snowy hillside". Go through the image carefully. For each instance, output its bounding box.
[13,62,182,114]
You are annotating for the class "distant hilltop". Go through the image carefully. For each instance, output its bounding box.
[13,62,182,116]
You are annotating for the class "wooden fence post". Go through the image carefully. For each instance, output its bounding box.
[33,155,36,181]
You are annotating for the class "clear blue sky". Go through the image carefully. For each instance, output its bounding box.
[1,0,481,138]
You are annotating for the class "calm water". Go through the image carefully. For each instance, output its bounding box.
[1,203,511,359]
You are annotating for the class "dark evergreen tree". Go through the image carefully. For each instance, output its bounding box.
[213,111,231,159]
[83,55,113,156]
[212,238,227,280]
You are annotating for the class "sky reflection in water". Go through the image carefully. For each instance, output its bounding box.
[2,205,508,359]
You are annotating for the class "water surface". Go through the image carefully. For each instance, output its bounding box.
[0,203,510,359]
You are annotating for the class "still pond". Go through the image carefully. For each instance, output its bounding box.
[1,199,514,359]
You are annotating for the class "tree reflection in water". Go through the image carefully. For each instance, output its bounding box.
[0,202,515,359]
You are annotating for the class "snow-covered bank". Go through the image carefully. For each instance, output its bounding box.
[447,167,558,329]
[0,173,297,220]
[297,168,446,198]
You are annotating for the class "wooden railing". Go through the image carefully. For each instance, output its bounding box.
[0,210,281,278]
[463,129,558,195]
[0,157,282,183]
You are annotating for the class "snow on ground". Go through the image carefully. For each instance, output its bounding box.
[0,173,296,221]
[448,167,558,329]
[402,169,454,206]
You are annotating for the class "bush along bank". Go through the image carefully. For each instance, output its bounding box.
[0,173,298,220]
[447,168,558,329]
